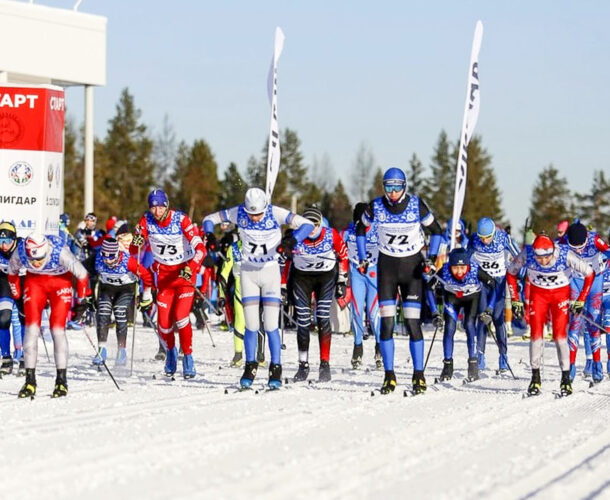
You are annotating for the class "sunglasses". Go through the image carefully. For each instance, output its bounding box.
[383,184,405,193]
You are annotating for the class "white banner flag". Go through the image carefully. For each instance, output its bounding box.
[265,27,285,201]
[450,20,483,250]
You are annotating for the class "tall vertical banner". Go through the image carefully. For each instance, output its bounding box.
[265,27,285,202]
[0,84,65,237]
[450,21,483,250]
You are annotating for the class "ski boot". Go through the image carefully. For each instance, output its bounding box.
[92,346,107,366]
[164,347,178,377]
[293,361,310,382]
[498,354,510,373]
[380,370,396,394]
[154,343,166,361]
[439,359,453,381]
[230,351,243,368]
[18,368,36,398]
[116,348,128,367]
[351,344,363,369]
[374,343,383,370]
[560,370,573,396]
[569,363,576,382]
[592,361,603,384]
[0,355,13,375]
[52,369,68,398]
[268,363,282,390]
[319,360,331,382]
[467,357,479,381]
[182,354,196,379]
[412,370,427,395]
[584,359,593,378]
[477,352,486,370]
[240,361,258,389]
[527,369,541,396]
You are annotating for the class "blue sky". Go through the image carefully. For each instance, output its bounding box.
[44,0,609,229]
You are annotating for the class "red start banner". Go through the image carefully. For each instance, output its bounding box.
[0,86,65,153]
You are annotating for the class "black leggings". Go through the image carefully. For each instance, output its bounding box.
[96,283,135,347]
[377,252,425,342]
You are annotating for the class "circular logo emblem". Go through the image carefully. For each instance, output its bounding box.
[47,163,54,185]
[9,161,33,186]
[0,113,24,146]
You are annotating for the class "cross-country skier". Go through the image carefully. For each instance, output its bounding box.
[8,233,90,398]
[507,234,594,396]
[603,229,610,374]
[343,203,382,369]
[0,221,24,375]
[285,206,349,382]
[433,247,497,382]
[92,237,153,367]
[357,167,442,395]
[202,187,313,389]
[470,217,520,372]
[565,222,610,382]
[131,189,206,379]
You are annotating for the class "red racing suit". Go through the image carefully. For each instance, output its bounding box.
[132,210,205,354]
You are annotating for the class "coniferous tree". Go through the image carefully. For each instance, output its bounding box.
[408,153,426,195]
[528,164,573,235]
[574,170,610,232]
[367,167,384,201]
[282,128,308,201]
[218,162,247,209]
[153,113,177,186]
[352,142,375,201]
[423,130,454,223]
[322,180,351,229]
[97,88,154,223]
[170,139,220,222]
[63,116,84,222]
[457,136,504,227]
[246,155,265,188]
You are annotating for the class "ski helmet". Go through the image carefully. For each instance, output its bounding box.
[382,167,407,191]
[0,221,17,242]
[243,188,268,215]
[476,217,496,238]
[148,189,169,208]
[448,248,470,280]
[59,213,70,226]
[101,237,120,265]
[532,234,554,257]
[84,212,97,223]
[566,222,588,249]
[25,233,49,261]
[303,206,323,226]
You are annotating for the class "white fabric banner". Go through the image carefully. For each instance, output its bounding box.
[265,27,285,201]
[450,20,483,250]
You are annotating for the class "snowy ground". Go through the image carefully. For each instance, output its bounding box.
[2,316,610,500]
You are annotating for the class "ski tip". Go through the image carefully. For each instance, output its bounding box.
[308,380,313,386]
[370,390,375,397]
[224,388,228,394]
[403,390,408,398]
[152,374,156,380]
[218,366,222,370]
[462,379,468,385]
[254,389,259,394]
[434,377,439,384]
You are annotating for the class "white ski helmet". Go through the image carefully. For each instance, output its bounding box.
[244,188,268,214]
[25,232,49,260]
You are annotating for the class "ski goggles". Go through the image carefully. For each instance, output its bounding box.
[85,214,97,222]
[383,183,405,193]
[0,237,14,245]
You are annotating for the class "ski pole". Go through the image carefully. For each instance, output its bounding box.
[280,301,286,350]
[82,327,121,391]
[580,313,609,334]
[192,285,222,316]
[423,324,439,371]
[129,246,141,377]
[39,330,51,363]
[487,324,517,380]
[192,291,216,348]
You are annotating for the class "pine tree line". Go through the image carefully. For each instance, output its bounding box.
[63,88,610,236]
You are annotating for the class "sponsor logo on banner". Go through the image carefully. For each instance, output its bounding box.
[9,161,33,186]
[47,163,54,186]
[17,219,35,230]
[0,113,24,146]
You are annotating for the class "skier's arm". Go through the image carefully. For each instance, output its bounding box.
[7,251,23,299]
[593,234,610,258]
[59,246,89,299]
[356,202,374,261]
[127,255,154,288]
[477,267,497,310]
[331,228,349,275]
[202,207,240,234]
[130,216,149,254]
[180,214,206,273]
[418,198,442,258]
[506,248,527,300]
[567,251,595,301]
[272,207,314,243]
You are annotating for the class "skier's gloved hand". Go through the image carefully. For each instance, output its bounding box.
[432,313,443,329]
[217,297,226,309]
[357,259,369,275]
[202,254,215,268]
[570,300,585,315]
[277,235,297,257]
[77,295,95,312]
[511,300,525,320]
[478,309,493,326]
[336,272,349,299]
[422,258,437,280]
[179,265,193,282]
[131,233,145,248]
[139,288,153,312]
[205,232,217,251]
